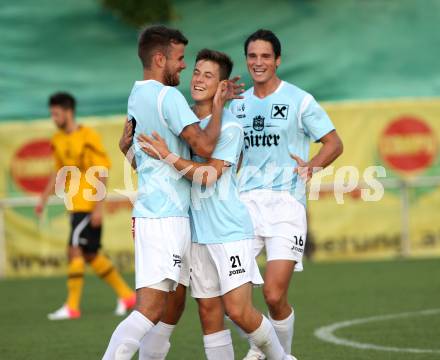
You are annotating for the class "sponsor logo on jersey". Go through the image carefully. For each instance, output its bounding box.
[271,104,289,119]
[235,103,246,118]
[253,115,265,131]
[243,115,282,149]
[243,130,281,149]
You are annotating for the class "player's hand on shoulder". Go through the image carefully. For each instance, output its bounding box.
[138,132,171,161]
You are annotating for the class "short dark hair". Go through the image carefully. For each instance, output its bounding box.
[195,48,233,80]
[244,29,281,58]
[48,92,76,111]
[138,25,188,69]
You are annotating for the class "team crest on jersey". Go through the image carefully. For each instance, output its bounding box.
[235,102,246,118]
[253,115,265,131]
[271,104,289,119]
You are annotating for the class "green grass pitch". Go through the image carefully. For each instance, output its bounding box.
[0,258,439,359]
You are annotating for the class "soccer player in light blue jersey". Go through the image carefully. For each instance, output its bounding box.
[140,49,297,360]
[102,26,241,360]
[229,30,344,360]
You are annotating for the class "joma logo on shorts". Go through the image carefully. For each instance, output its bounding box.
[229,268,246,276]
[291,245,304,253]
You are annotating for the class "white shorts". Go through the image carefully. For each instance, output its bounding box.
[133,217,191,291]
[190,240,264,299]
[239,190,307,272]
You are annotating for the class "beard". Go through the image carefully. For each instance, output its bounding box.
[164,67,180,86]
[56,117,68,130]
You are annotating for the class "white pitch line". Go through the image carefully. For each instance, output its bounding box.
[314,308,440,354]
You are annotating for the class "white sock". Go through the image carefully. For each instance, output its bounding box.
[247,316,286,360]
[102,311,154,360]
[269,308,295,354]
[203,329,234,360]
[138,321,175,360]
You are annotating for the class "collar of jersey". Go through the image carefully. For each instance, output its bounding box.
[135,79,163,86]
[251,80,285,99]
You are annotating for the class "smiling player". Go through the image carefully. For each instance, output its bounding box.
[102,25,242,360]
[229,29,343,359]
[140,49,297,360]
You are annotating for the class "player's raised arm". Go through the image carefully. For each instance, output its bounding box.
[138,131,229,186]
[180,76,243,158]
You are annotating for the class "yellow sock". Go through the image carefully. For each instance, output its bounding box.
[90,254,134,299]
[66,257,85,311]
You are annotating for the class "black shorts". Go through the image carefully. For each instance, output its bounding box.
[68,212,102,254]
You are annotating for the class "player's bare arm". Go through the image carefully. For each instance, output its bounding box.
[291,130,343,182]
[138,131,229,186]
[119,118,133,155]
[180,76,243,158]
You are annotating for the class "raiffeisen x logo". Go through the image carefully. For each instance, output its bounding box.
[271,104,289,119]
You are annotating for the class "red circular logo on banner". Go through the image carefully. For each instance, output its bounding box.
[379,116,437,174]
[11,139,54,194]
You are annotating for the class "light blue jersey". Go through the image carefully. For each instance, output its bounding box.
[189,110,254,244]
[229,81,335,206]
[128,80,199,218]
